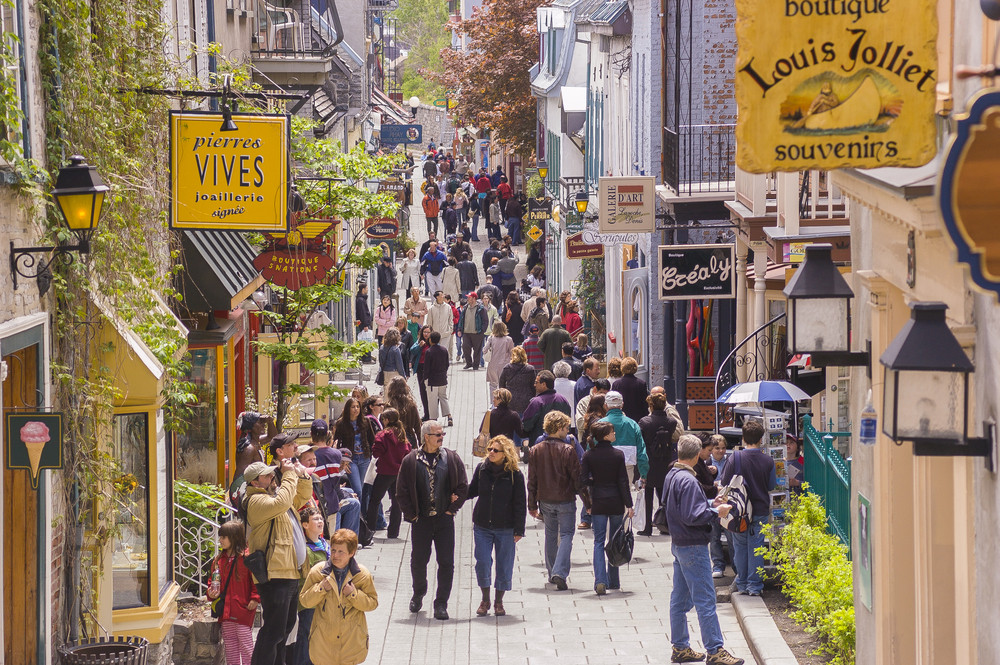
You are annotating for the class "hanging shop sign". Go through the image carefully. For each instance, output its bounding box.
[939,89,1000,301]
[658,244,736,300]
[566,232,605,259]
[170,111,290,231]
[526,225,544,242]
[598,177,655,233]
[734,0,937,172]
[5,413,63,490]
[527,198,553,223]
[378,179,406,203]
[365,217,400,239]
[581,223,642,246]
[253,217,337,290]
[379,124,423,145]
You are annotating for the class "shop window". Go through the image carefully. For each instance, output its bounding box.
[112,412,151,609]
[177,348,218,483]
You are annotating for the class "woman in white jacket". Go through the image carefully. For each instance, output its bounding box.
[398,248,420,296]
[442,257,462,302]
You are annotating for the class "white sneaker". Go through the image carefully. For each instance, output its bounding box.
[712,570,724,578]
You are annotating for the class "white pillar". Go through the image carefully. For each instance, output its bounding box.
[735,238,749,382]
[752,242,768,379]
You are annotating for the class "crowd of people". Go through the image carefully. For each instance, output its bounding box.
[206,148,771,665]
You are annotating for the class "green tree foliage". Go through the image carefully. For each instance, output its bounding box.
[253,119,404,428]
[436,0,546,154]
[394,0,450,102]
[762,488,856,665]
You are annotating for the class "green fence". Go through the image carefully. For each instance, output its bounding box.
[802,414,852,552]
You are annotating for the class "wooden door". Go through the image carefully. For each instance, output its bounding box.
[2,344,40,665]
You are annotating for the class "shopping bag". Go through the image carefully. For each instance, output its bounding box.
[632,491,646,532]
[605,516,634,567]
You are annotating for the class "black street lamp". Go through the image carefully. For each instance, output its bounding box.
[537,160,548,179]
[782,243,870,368]
[574,189,589,214]
[879,301,993,466]
[10,155,108,295]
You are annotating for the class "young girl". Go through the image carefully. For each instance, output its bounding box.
[208,520,259,665]
[573,333,593,361]
[295,506,330,665]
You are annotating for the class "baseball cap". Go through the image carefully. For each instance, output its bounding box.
[605,391,624,408]
[310,418,329,436]
[297,444,319,457]
[467,292,478,299]
[528,324,540,334]
[243,461,278,482]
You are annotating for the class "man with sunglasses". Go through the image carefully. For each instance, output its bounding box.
[396,420,469,620]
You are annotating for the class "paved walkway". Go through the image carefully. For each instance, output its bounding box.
[353,188,758,664]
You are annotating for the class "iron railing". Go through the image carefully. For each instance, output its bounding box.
[714,312,788,429]
[173,486,236,596]
[252,0,342,57]
[664,123,736,195]
[802,414,852,551]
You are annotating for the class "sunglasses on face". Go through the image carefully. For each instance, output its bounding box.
[487,447,503,453]
[430,432,445,438]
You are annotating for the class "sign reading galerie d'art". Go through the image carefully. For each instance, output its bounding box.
[170,111,290,231]
[734,0,937,172]
[599,177,655,233]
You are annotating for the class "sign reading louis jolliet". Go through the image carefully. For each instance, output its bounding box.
[735,0,937,172]
[658,244,736,301]
[599,177,655,233]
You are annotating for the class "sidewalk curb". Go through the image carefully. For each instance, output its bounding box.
[731,593,800,665]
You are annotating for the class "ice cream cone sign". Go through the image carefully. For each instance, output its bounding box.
[5,413,63,489]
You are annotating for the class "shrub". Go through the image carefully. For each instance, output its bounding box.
[761,488,856,665]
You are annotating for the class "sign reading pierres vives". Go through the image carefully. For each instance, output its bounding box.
[734,0,937,172]
[170,111,290,231]
[599,177,655,233]
[5,413,63,490]
[658,244,736,300]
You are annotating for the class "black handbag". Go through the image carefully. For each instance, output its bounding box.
[605,516,635,567]
[652,505,670,534]
[243,503,275,584]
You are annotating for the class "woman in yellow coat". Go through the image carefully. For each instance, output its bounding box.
[299,529,379,665]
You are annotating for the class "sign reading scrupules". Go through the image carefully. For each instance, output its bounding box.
[734,0,937,172]
[170,112,290,231]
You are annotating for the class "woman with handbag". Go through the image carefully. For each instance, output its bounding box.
[377,328,406,387]
[468,436,526,617]
[207,520,259,665]
[366,408,411,540]
[478,388,524,447]
[580,421,634,595]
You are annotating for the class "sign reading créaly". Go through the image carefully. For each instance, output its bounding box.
[170,111,290,231]
[658,244,736,300]
[599,177,655,233]
[734,0,937,172]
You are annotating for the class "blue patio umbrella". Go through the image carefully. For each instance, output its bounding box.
[716,380,811,404]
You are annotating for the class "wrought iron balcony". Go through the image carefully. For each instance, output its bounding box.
[663,123,736,195]
[252,0,342,58]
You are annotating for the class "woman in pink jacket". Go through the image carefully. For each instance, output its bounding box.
[374,295,397,344]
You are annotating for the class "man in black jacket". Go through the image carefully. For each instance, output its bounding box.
[423,331,452,426]
[457,252,479,293]
[637,392,678,536]
[396,420,468,620]
[376,255,397,300]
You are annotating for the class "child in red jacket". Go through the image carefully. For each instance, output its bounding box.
[208,520,260,664]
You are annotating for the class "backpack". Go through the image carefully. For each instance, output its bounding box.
[647,418,677,460]
[718,451,753,533]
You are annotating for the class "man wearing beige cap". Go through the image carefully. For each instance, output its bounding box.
[242,458,313,665]
[537,315,572,371]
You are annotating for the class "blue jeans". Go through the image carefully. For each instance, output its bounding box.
[293,608,314,665]
[539,500,576,580]
[731,517,766,593]
[334,496,362,535]
[347,455,371,498]
[471,212,481,240]
[710,521,729,573]
[591,513,623,589]
[669,543,725,653]
[473,526,516,590]
[507,217,522,244]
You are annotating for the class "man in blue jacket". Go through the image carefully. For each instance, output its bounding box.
[664,435,744,665]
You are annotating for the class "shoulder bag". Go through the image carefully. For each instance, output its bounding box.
[473,410,491,458]
[605,516,635,567]
[243,497,276,584]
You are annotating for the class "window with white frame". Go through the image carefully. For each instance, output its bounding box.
[0,0,27,160]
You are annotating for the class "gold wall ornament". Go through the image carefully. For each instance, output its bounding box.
[734,0,938,172]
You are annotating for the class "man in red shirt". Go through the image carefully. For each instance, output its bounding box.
[422,191,440,236]
[496,176,513,219]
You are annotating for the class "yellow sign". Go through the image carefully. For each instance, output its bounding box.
[170,112,290,231]
[527,225,543,242]
[735,0,937,172]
